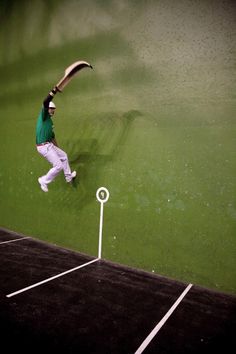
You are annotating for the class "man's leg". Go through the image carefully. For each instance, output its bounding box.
[53,145,76,182]
[37,143,64,185]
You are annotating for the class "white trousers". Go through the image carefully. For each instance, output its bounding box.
[37,143,73,184]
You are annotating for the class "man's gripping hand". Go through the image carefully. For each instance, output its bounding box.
[49,86,61,97]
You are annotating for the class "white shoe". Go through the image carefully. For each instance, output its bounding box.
[38,177,48,192]
[71,171,77,179]
[67,171,77,182]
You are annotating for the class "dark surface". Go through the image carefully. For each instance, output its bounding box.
[0,228,235,354]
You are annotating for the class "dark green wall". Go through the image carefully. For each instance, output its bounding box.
[0,0,236,294]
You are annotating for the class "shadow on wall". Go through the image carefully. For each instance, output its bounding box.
[67,109,142,207]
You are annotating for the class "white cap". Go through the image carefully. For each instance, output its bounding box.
[49,101,56,109]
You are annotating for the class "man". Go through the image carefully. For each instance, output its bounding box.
[36,86,76,192]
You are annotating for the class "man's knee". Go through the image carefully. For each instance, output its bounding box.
[61,152,68,162]
[54,162,63,172]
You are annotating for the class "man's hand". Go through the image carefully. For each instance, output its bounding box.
[49,86,60,97]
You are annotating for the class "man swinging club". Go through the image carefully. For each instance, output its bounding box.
[36,60,92,192]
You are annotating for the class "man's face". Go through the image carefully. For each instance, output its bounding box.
[48,108,56,117]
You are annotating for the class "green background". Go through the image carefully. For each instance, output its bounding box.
[0,0,236,294]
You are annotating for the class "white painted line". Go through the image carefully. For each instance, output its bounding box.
[6,257,99,298]
[134,283,193,354]
[0,237,30,245]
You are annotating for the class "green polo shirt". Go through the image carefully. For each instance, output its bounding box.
[36,107,55,144]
